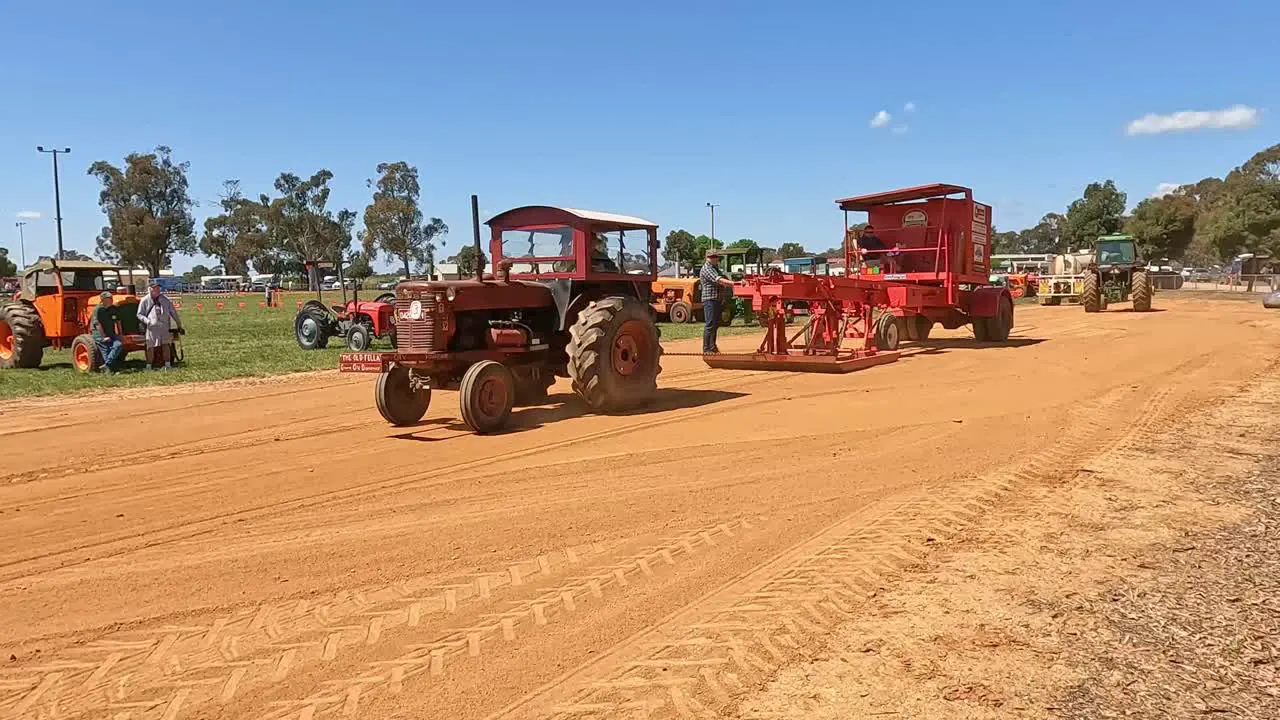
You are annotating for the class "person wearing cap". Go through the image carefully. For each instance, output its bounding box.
[90,291,124,373]
[137,280,183,370]
[698,250,735,354]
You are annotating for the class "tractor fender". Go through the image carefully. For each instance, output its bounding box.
[300,299,332,317]
[968,286,1012,318]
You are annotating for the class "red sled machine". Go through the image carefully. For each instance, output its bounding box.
[705,183,1015,373]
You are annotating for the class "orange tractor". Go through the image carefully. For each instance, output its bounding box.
[0,259,179,372]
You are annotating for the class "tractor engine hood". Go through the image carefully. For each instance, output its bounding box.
[396,278,554,312]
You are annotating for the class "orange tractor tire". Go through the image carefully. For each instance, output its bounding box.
[71,335,101,373]
[0,301,46,369]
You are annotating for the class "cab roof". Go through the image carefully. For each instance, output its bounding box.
[22,259,122,274]
[485,206,657,230]
[835,183,972,211]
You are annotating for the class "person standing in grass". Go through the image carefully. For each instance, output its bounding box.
[137,280,183,371]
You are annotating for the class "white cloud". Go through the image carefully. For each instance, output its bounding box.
[1150,182,1181,198]
[891,125,909,136]
[870,110,892,129]
[1126,104,1259,136]
[903,101,916,113]
[15,211,41,220]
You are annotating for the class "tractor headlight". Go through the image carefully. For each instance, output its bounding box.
[445,287,457,302]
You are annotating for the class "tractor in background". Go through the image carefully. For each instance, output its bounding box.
[294,259,397,351]
[1081,234,1153,312]
[0,259,181,372]
[339,196,664,434]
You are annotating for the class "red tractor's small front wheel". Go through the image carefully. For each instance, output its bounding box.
[375,366,430,426]
[460,361,515,434]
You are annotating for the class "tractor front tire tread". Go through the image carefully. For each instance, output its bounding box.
[1131,270,1153,312]
[1082,272,1102,313]
[375,367,430,426]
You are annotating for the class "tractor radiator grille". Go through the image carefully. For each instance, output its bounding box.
[395,297,444,352]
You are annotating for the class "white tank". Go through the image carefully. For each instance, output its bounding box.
[1052,251,1093,275]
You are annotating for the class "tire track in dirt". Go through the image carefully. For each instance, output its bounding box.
[0,518,757,720]
[0,368,857,584]
[489,375,1192,720]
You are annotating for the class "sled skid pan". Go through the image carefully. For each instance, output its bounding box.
[702,349,899,373]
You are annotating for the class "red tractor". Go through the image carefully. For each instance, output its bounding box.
[294,259,397,352]
[338,196,663,434]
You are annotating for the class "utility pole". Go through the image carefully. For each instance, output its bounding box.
[14,222,26,268]
[37,146,71,260]
[706,202,718,248]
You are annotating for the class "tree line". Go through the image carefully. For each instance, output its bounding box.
[51,146,449,288]
[992,143,1280,266]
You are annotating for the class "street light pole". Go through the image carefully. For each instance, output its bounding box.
[37,146,71,260]
[14,222,26,268]
[706,202,718,248]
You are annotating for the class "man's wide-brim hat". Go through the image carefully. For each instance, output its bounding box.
[705,250,721,258]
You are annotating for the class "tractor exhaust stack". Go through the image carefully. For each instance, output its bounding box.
[471,194,484,282]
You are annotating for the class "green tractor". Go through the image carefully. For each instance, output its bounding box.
[1081,234,1153,313]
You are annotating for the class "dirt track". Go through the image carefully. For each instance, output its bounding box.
[2,295,1278,720]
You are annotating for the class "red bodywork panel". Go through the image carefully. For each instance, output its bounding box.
[838,184,992,288]
[345,299,396,337]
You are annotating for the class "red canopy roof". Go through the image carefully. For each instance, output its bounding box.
[835,183,972,211]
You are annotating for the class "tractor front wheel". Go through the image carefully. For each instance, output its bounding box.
[669,301,692,324]
[346,323,372,351]
[375,366,430,426]
[1082,271,1102,313]
[874,313,901,351]
[460,360,515,433]
[567,296,663,413]
[0,301,46,369]
[295,309,331,350]
[71,334,100,374]
[1131,270,1153,312]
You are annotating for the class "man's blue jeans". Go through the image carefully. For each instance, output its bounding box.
[96,337,124,369]
[702,299,720,354]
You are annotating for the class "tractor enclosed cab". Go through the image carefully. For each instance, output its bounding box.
[294,259,397,351]
[1081,234,1153,312]
[339,196,664,434]
[0,259,178,373]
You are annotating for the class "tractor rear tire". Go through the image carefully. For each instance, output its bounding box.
[669,301,692,324]
[346,323,372,352]
[567,296,663,413]
[71,334,100,374]
[0,301,45,369]
[874,313,901,351]
[460,360,515,434]
[295,308,331,350]
[1131,270,1153,312]
[1082,271,1102,313]
[375,366,430,426]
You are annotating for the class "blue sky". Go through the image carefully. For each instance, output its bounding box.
[1,0,1276,272]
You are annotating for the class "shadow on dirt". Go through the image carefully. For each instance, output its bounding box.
[1107,307,1168,314]
[391,387,747,440]
[912,337,1046,350]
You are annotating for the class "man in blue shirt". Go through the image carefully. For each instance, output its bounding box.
[698,250,735,354]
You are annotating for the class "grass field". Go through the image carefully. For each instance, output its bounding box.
[0,292,762,399]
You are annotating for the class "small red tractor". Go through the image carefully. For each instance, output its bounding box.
[338,196,663,434]
[706,183,1015,374]
[294,259,397,352]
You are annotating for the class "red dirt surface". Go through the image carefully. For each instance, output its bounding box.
[1,295,1277,720]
